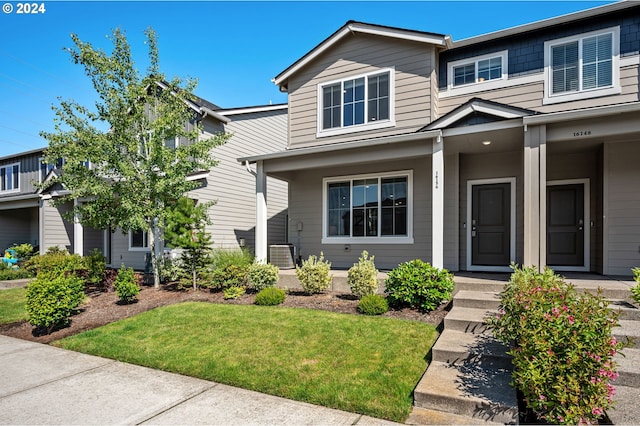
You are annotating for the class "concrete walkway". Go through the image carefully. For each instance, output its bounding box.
[0,335,398,425]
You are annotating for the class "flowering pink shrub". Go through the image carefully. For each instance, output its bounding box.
[488,266,625,424]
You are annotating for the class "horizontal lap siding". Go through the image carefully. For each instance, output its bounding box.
[190,110,288,251]
[287,34,435,149]
[110,230,146,270]
[41,201,73,253]
[287,156,431,270]
[0,208,38,250]
[439,62,639,116]
[605,141,640,275]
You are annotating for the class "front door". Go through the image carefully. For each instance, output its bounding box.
[471,183,511,267]
[547,184,585,267]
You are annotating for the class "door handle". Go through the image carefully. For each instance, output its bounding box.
[578,219,584,231]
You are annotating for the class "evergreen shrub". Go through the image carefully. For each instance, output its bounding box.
[254,287,286,306]
[384,259,454,311]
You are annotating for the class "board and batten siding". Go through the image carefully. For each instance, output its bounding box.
[287,156,432,270]
[604,140,640,276]
[286,33,437,150]
[189,108,288,251]
[0,152,43,198]
[439,62,639,117]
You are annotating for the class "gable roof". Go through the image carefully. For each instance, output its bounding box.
[273,21,448,92]
[423,98,536,131]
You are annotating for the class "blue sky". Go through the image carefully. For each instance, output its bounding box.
[0,0,613,156]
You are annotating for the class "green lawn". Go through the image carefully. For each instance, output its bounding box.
[56,302,438,421]
[0,287,28,324]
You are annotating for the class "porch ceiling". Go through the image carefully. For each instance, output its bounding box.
[442,126,523,155]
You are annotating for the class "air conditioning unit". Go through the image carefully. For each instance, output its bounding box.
[269,244,295,269]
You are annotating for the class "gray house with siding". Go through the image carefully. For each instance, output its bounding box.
[0,100,288,270]
[240,1,640,276]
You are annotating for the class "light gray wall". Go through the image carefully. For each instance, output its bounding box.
[0,152,43,198]
[41,200,73,253]
[604,140,640,276]
[189,108,288,253]
[286,156,432,270]
[287,33,437,149]
[0,207,38,251]
[110,229,147,270]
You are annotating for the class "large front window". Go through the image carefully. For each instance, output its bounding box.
[324,172,411,243]
[319,69,393,135]
[545,27,619,103]
[0,163,19,192]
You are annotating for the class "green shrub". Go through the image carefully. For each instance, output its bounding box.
[24,249,85,278]
[384,259,454,311]
[0,262,32,280]
[211,248,254,270]
[357,294,388,315]
[488,265,625,425]
[25,273,85,333]
[223,285,246,300]
[348,251,379,298]
[631,268,640,304]
[114,265,140,304]
[248,262,279,291]
[295,253,332,294]
[8,243,35,262]
[210,264,248,290]
[254,287,286,306]
[84,249,106,286]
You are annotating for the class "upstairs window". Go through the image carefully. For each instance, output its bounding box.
[449,51,507,88]
[0,163,19,192]
[318,69,394,136]
[544,27,619,104]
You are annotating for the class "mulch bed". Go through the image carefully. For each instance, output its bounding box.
[0,284,450,344]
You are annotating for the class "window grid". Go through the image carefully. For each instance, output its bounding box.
[326,175,408,239]
[453,56,503,87]
[321,71,391,131]
[0,163,19,192]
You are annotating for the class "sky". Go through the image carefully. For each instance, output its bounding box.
[0,0,614,157]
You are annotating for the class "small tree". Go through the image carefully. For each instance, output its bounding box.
[164,197,213,291]
[40,27,229,289]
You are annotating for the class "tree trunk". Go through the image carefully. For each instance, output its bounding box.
[151,219,162,289]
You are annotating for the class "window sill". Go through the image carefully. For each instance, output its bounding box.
[128,247,151,252]
[322,236,414,245]
[543,85,621,105]
[316,120,395,138]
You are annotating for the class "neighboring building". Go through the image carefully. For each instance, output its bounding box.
[0,100,288,270]
[240,1,640,275]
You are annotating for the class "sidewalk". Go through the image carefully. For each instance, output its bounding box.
[0,335,398,425]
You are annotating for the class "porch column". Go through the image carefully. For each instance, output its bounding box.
[432,135,444,269]
[523,124,546,270]
[73,199,83,256]
[255,160,268,263]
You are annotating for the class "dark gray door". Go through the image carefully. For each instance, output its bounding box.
[471,183,511,266]
[547,184,584,266]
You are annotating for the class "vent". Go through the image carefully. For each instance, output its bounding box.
[269,244,295,269]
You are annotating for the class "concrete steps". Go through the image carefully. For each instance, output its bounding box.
[614,320,640,348]
[412,284,518,424]
[615,348,640,387]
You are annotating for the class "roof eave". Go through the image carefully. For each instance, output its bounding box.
[273,21,447,91]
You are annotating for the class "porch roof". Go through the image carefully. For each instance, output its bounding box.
[237,129,442,164]
[423,98,536,131]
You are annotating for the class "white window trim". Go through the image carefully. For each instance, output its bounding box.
[543,26,620,105]
[321,170,413,245]
[0,162,20,193]
[316,68,396,138]
[448,50,508,90]
[128,230,150,251]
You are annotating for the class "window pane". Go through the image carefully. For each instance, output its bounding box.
[0,168,5,191]
[354,100,364,125]
[478,57,501,82]
[11,165,18,189]
[380,177,407,236]
[583,33,612,90]
[365,208,378,236]
[131,230,146,248]
[322,84,341,129]
[395,207,407,235]
[367,72,390,122]
[598,60,612,87]
[344,104,354,127]
[353,209,364,236]
[328,182,350,236]
[454,64,475,86]
[551,42,578,94]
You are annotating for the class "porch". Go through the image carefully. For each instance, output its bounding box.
[277,269,636,300]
